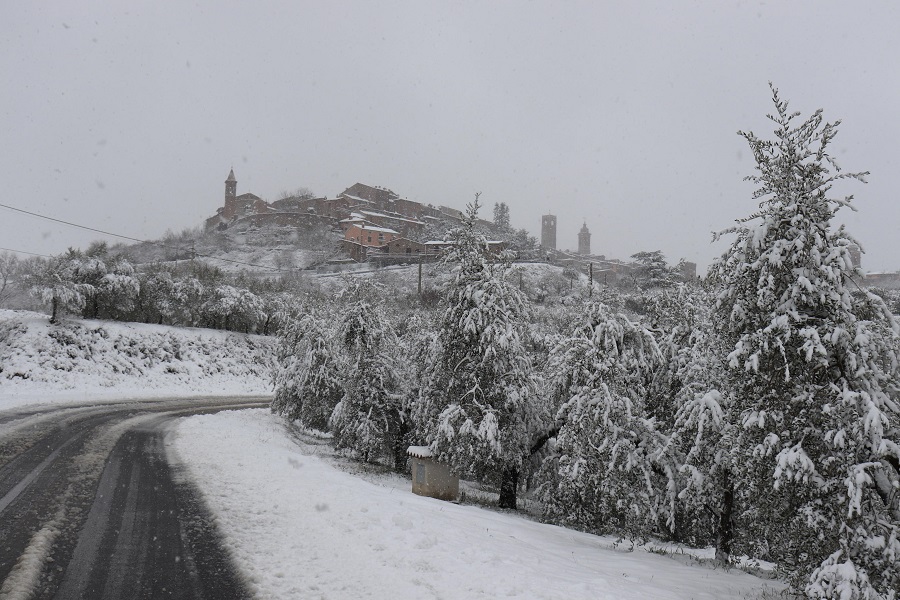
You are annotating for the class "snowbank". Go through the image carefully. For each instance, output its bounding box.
[0,310,274,409]
[172,409,785,600]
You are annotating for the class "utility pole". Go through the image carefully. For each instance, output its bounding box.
[589,263,594,296]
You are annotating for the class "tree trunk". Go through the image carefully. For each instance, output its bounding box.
[498,467,519,509]
[392,418,410,473]
[50,296,59,324]
[715,469,734,564]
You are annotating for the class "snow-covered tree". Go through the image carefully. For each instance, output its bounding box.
[711,85,899,597]
[136,267,177,324]
[493,202,511,231]
[202,285,264,332]
[330,282,406,468]
[68,249,108,319]
[95,256,140,320]
[272,307,343,431]
[630,250,679,289]
[23,251,87,323]
[541,302,671,537]
[415,195,540,509]
[171,275,205,327]
[0,251,19,307]
[644,286,737,552]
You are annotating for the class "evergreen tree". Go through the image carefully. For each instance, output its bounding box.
[711,85,899,597]
[630,250,679,289]
[330,282,406,468]
[415,195,540,508]
[271,307,343,432]
[541,302,670,537]
[493,201,511,231]
[647,286,737,552]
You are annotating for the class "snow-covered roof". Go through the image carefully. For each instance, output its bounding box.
[407,445,433,458]
[341,194,373,204]
[355,224,399,234]
[358,210,426,226]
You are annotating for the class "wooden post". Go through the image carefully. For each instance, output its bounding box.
[418,258,423,296]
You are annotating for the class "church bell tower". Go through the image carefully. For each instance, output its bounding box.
[224,168,237,218]
[578,222,591,255]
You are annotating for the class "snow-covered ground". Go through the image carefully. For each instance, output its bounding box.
[0,310,274,409]
[171,409,786,600]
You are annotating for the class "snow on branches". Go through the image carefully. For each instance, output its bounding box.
[414,195,541,508]
[541,302,672,538]
[712,84,899,597]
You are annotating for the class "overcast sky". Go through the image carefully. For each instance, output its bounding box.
[2,1,898,273]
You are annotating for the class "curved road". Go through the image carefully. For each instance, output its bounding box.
[0,397,268,600]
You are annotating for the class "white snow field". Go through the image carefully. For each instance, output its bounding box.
[172,409,786,600]
[0,310,274,409]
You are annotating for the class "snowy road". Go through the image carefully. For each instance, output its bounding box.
[0,397,267,599]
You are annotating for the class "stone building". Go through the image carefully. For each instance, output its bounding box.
[578,222,591,255]
[541,214,557,251]
[205,168,270,230]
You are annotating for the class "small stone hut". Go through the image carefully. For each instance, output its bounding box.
[407,446,459,501]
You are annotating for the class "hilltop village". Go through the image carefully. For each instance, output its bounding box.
[203,169,698,283]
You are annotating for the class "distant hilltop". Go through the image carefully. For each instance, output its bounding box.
[205,172,486,239]
[201,169,702,284]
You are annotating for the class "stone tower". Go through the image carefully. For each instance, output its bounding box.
[578,222,591,255]
[224,168,237,218]
[541,214,557,251]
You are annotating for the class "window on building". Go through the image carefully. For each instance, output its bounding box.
[415,462,425,484]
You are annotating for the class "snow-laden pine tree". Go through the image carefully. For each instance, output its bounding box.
[540,301,670,537]
[271,306,343,432]
[712,85,899,598]
[630,250,680,289]
[414,195,540,509]
[330,282,407,469]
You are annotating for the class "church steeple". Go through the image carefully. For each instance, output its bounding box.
[225,168,237,201]
[224,168,238,219]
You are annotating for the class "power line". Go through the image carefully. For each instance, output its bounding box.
[0,202,285,272]
[0,246,53,258]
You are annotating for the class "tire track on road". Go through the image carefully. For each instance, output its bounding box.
[0,398,268,599]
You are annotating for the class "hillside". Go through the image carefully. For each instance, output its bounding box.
[0,309,274,408]
[118,222,342,275]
